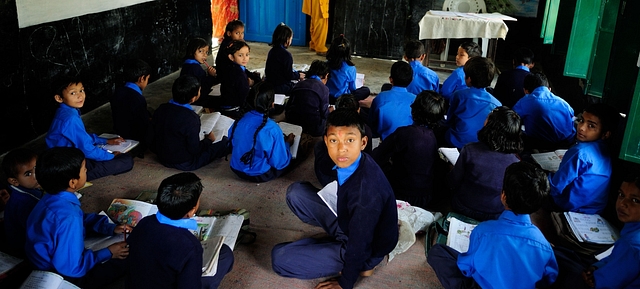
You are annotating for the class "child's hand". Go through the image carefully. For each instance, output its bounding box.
[285,133,295,145]
[114,224,133,235]
[107,137,125,145]
[358,96,375,109]
[299,72,306,80]
[111,151,121,156]
[248,77,255,87]
[207,66,217,77]
[0,189,9,205]
[206,131,216,142]
[108,241,129,259]
[582,266,596,288]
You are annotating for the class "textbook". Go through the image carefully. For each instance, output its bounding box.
[438,147,460,165]
[531,149,568,172]
[191,214,244,276]
[317,181,338,217]
[564,212,619,244]
[97,133,139,153]
[277,122,303,159]
[0,251,23,276]
[19,270,79,289]
[199,112,235,142]
[446,216,478,253]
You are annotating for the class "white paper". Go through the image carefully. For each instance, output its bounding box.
[438,147,460,165]
[278,122,303,159]
[191,105,204,115]
[531,149,567,172]
[97,133,139,153]
[595,245,614,260]
[20,270,80,289]
[446,217,477,253]
[356,73,365,89]
[274,94,289,105]
[371,138,381,150]
[208,84,222,97]
[0,251,23,275]
[564,212,619,244]
[200,112,235,143]
[317,181,339,217]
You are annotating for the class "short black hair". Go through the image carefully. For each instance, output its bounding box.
[335,94,359,111]
[460,42,482,58]
[583,103,620,137]
[36,147,84,194]
[390,61,413,88]
[306,60,330,79]
[411,91,446,127]
[463,57,495,88]
[621,172,640,190]
[503,162,549,214]
[184,38,210,60]
[52,75,82,97]
[523,72,549,92]
[155,172,203,220]
[325,109,365,138]
[271,23,293,47]
[2,148,37,179]
[404,40,425,59]
[123,59,152,83]
[172,75,200,104]
[478,106,523,153]
[513,47,534,65]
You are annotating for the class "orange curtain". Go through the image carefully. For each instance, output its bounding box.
[211,0,239,39]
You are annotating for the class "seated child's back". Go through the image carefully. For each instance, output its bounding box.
[265,23,303,95]
[493,47,534,108]
[110,59,152,143]
[286,60,331,137]
[325,35,370,101]
[404,40,439,94]
[369,61,416,140]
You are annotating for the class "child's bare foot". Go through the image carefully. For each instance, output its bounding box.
[360,269,374,277]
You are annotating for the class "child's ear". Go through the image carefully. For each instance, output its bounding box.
[500,191,509,209]
[403,55,409,61]
[418,54,426,61]
[601,131,612,140]
[7,177,19,186]
[228,54,234,61]
[54,94,64,103]
[68,178,79,191]
[360,135,368,151]
[389,77,394,86]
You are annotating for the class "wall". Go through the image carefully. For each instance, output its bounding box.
[0,0,213,154]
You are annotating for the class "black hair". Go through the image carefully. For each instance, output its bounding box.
[52,75,83,97]
[223,20,245,40]
[226,40,250,57]
[583,103,620,137]
[155,172,203,220]
[184,38,210,60]
[35,147,84,194]
[503,162,549,214]
[326,34,354,70]
[411,91,446,128]
[123,59,152,83]
[463,57,495,88]
[306,60,330,79]
[172,75,201,104]
[513,47,534,65]
[477,106,523,153]
[621,172,640,191]
[523,72,549,92]
[2,148,37,179]
[390,61,413,87]
[335,94,359,111]
[240,81,275,168]
[325,109,365,138]
[404,40,425,60]
[459,42,482,58]
[271,23,293,47]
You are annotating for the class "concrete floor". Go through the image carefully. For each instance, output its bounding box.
[9,42,450,288]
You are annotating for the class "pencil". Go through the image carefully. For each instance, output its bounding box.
[203,60,211,69]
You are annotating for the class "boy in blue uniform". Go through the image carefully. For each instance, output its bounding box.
[548,103,619,214]
[25,147,131,288]
[428,162,558,289]
[444,57,501,149]
[440,42,481,101]
[149,75,229,171]
[110,59,152,145]
[513,72,575,150]
[404,40,439,94]
[2,148,43,258]
[272,109,399,289]
[46,76,134,181]
[493,47,534,108]
[126,172,234,289]
[368,61,415,140]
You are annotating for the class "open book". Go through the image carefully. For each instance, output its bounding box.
[278,122,303,159]
[564,212,619,244]
[199,112,235,142]
[0,251,23,276]
[20,270,79,289]
[97,133,140,153]
[531,149,568,172]
[356,73,365,89]
[446,216,478,253]
[317,181,339,217]
[190,214,244,276]
[438,147,460,165]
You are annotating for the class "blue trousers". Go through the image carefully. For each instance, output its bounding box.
[86,153,134,181]
[426,244,480,289]
[271,182,382,279]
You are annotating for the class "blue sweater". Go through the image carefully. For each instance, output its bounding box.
[445,87,501,149]
[265,45,300,86]
[493,65,530,109]
[286,77,330,137]
[220,62,250,108]
[181,59,218,94]
[369,86,416,140]
[406,60,439,94]
[110,82,150,142]
[4,185,43,257]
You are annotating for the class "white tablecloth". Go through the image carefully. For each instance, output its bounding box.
[418,11,509,40]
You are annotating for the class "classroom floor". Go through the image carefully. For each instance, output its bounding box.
[10,43,451,289]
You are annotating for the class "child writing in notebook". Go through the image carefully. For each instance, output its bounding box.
[265,23,305,95]
[440,41,481,101]
[325,35,371,102]
[219,40,259,118]
[216,20,245,81]
[228,82,294,182]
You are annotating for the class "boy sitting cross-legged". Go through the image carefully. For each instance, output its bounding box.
[428,162,558,289]
[272,109,399,289]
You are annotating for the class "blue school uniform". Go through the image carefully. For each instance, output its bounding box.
[445,87,501,149]
[406,60,440,94]
[220,63,250,109]
[110,82,150,142]
[272,153,398,289]
[326,61,356,98]
[592,222,640,288]
[181,58,218,94]
[513,86,575,147]
[228,111,291,178]
[493,65,530,109]
[286,76,331,137]
[216,38,233,79]
[428,210,558,289]
[369,86,416,140]
[126,213,234,289]
[4,185,43,257]
[441,66,467,101]
[265,45,300,94]
[25,191,116,277]
[549,140,611,214]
